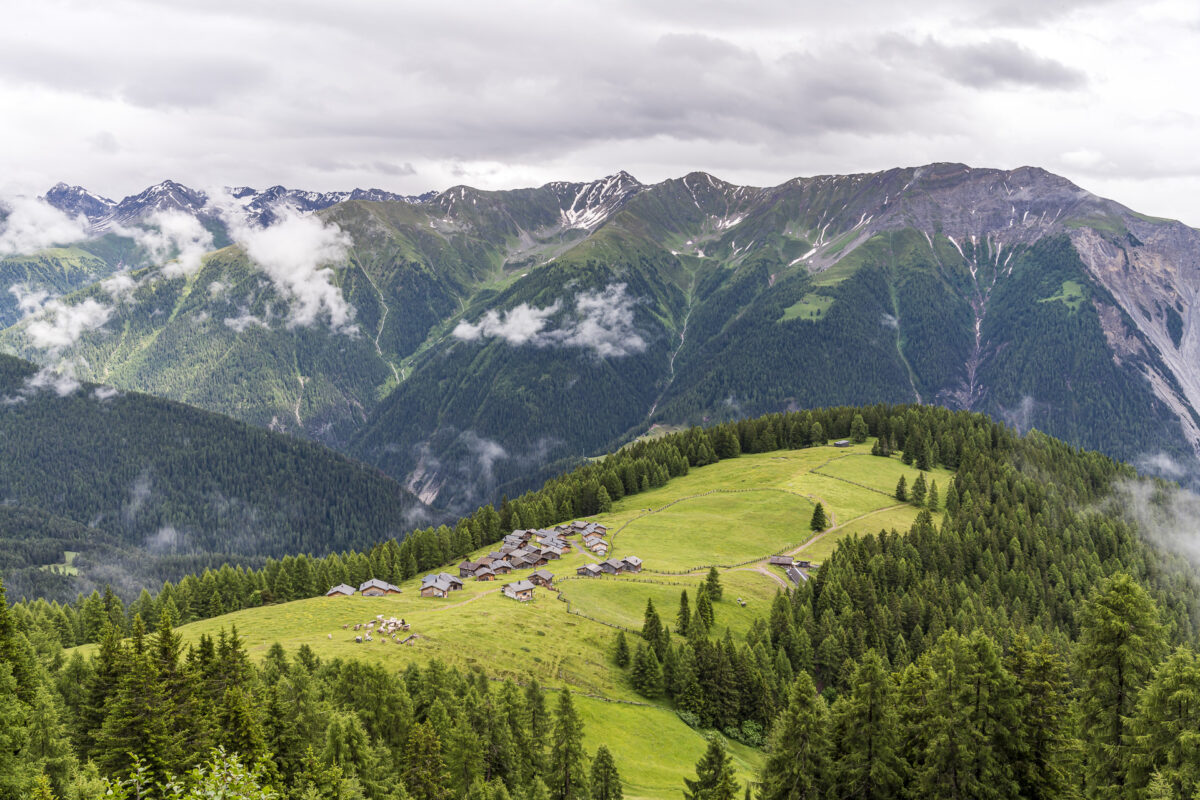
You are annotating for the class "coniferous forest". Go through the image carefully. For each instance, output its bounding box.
[4,404,1200,798]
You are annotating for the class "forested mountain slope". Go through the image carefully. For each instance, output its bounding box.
[0,354,425,600]
[5,164,1200,511]
[10,404,1200,799]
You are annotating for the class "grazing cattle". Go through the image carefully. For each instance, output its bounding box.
[355,636,363,643]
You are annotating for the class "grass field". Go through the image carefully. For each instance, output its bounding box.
[40,550,80,576]
[1039,279,1086,311]
[781,293,834,321]
[70,440,954,800]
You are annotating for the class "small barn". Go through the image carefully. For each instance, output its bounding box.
[530,569,555,588]
[492,559,514,575]
[577,563,603,577]
[833,439,851,448]
[785,565,807,585]
[326,584,356,597]
[474,565,496,581]
[420,572,462,596]
[458,560,478,578]
[420,581,450,598]
[359,579,402,597]
[768,555,794,567]
[503,580,536,602]
[622,556,643,573]
[599,558,626,575]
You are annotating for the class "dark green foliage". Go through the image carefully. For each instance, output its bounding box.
[810,503,828,532]
[909,473,926,507]
[614,632,630,668]
[850,414,869,444]
[683,736,740,800]
[590,745,622,800]
[894,475,907,502]
[758,672,830,800]
[631,644,663,698]
[677,591,691,636]
[705,568,723,602]
[548,691,590,800]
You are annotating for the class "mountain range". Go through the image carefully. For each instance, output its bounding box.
[3,163,1199,517]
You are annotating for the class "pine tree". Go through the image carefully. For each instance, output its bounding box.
[631,644,663,698]
[909,474,926,507]
[758,672,831,800]
[677,591,691,636]
[684,736,740,800]
[831,650,904,799]
[926,480,939,512]
[614,632,630,668]
[548,691,589,800]
[705,568,723,602]
[597,487,612,513]
[894,475,907,502]
[642,599,663,647]
[1124,646,1200,797]
[1077,574,1166,799]
[1005,635,1076,800]
[403,721,451,800]
[590,745,622,800]
[810,503,828,532]
[695,586,715,630]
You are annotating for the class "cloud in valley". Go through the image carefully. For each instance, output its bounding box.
[219,199,357,333]
[0,195,90,255]
[453,283,646,357]
[121,208,214,278]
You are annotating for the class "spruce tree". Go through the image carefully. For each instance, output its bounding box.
[831,650,904,799]
[684,736,740,800]
[1005,634,1076,800]
[695,586,715,630]
[909,474,926,507]
[705,568,723,602]
[614,632,630,668]
[548,691,589,800]
[677,591,691,636]
[597,487,612,513]
[1077,574,1166,799]
[631,644,663,698]
[590,745,622,800]
[926,480,939,512]
[895,476,907,502]
[1123,646,1200,797]
[403,721,451,800]
[641,599,663,646]
[810,503,828,532]
[758,672,831,800]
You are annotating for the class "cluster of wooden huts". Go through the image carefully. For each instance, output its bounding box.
[325,578,403,597]
[576,555,642,578]
[768,555,814,585]
[555,520,610,556]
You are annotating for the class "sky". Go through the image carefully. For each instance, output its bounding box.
[1,0,1198,225]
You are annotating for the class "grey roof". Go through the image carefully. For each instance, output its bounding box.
[622,556,642,566]
[578,563,602,574]
[474,565,496,576]
[531,569,555,582]
[768,555,794,566]
[359,578,400,593]
[421,572,459,586]
[785,566,808,584]
[492,559,513,570]
[602,558,626,569]
[326,584,356,596]
[505,580,536,592]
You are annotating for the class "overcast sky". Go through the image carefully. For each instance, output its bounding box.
[2,0,1198,224]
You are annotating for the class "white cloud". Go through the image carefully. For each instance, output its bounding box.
[223,311,269,332]
[452,301,561,345]
[24,363,81,397]
[0,196,90,255]
[93,385,120,400]
[100,273,139,302]
[122,209,213,277]
[217,197,357,333]
[24,297,112,355]
[8,283,51,316]
[453,282,646,357]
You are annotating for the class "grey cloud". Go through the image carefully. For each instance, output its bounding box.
[878,36,1087,90]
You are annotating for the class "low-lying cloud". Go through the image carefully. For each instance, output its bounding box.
[453,283,646,357]
[219,198,357,333]
[121,209,214,278]
[1111,476,1200,570]
[0,196,90,256]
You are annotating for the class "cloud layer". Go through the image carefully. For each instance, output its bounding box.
[453,283,646,357]
[0,1,1196,224]
[0,196,89,255]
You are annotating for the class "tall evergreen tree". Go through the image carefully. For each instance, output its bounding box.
[631,644,663,698]
[403,721,451,800]
[895,476,907,502]
[614,632,630,668]
[683,736,739,800]
[831,650,905,799]
[758,672,831,800]
[677,591,691,636]
[548,691,589,800]
[810,504,828,532]
[1077,574,1166,800]
[590,745,622,800]
[705,568,723,602]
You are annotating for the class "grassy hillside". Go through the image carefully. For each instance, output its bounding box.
[69,440,942,798]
